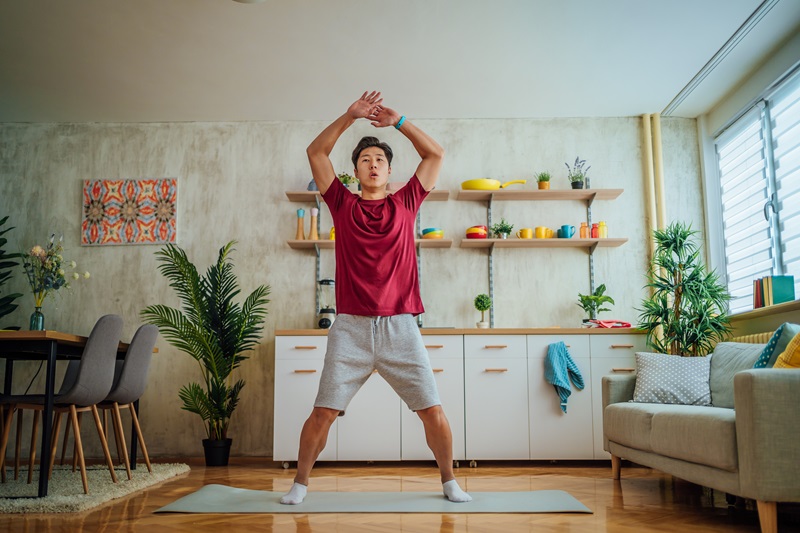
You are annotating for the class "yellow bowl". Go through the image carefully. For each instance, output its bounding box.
[422,231,444,239]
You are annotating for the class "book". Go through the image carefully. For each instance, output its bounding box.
[765,276,773,306]
[770,275,796,305]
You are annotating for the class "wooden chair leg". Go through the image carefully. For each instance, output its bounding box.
[111,404,131,480]
[47,411,62,480]
[14,408,23,480]
[27,410,40,484]
[72,412,83,472]
[128,403,151,473]
[59,415,71,466]
[756,500,777,533]
[0,404,16,484]
[69,406,88,494]
[611,455,621,480]
[90,405,118,484]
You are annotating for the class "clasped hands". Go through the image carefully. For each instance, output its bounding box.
[347,91,401,129]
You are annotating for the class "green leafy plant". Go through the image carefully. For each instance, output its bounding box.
[637,222,732,356]
[536,171,551,183]
[337,172,357,186]
[565,157,590,183]
[0,216,23,328]
[21,234,89,308]
[577,283,614,320]
[489,218,514,237]
[141,241,270,441]
[474,293,492,323]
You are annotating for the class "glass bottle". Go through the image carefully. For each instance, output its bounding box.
[598,221,608,238]
[579,222,589,238]
[591,223,599,238]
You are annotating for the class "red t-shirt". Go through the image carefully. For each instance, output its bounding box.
[322,175,429,316]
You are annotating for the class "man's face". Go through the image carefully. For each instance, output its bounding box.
[354,146,391,189]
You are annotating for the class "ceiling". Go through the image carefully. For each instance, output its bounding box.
[1,0,799,123]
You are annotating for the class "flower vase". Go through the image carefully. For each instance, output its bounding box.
[30,307,44,331]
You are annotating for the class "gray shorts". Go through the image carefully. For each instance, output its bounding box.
[314,314,441,414]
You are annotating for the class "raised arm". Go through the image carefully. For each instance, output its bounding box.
[307,91,383,195]
[370,105,444,191]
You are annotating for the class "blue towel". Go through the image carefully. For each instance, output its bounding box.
[544,341,585,413]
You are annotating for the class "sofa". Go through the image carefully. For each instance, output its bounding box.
[602,333,800,533]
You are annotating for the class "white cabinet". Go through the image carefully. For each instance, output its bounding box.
[464,335,529,460]
[401,335,466,461]
[527,335,594,459]
[589,334,645,458]
[273,336,337,463]
[336,372,402,460]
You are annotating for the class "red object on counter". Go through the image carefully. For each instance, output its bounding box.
[589,319,632,328]
[591,223,599,238]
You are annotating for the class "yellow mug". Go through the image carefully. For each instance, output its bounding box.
[516,228,533,239]
[535,226,554,239]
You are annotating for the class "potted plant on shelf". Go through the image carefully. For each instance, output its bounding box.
[577,283,614,322]
[337,172,359,191]
[141,241,271,466]
[489,218,514,239]
[536,171,551,190]
[565,157,590,189]
[474,293,492,328]
[637,222,731,356]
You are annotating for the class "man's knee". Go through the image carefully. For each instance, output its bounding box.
[416,404,445,424]
[309,406,340,428]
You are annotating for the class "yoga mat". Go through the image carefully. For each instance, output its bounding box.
[156,484,592,514]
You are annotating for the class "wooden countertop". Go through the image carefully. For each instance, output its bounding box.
[276,327,645,336]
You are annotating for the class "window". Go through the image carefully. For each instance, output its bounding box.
[714,73,800,313]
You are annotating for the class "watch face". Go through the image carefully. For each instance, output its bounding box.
[318,317,332,329]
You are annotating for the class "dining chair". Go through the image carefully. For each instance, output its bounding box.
[59,324,158,479]
[0,314,123,494]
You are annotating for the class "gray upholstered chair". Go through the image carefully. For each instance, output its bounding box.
[0,314,123,494]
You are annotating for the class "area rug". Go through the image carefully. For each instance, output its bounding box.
[156,484,592,514]
[0,463,190,513]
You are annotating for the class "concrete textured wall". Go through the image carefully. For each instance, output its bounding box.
[0,116,701,457]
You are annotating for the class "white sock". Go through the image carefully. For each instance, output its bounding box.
[442,479,472,502]
[280,482,308,505]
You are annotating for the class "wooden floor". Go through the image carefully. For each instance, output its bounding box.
[2,458,799,532]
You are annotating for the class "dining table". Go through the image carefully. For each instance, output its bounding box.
[0,329,145,498]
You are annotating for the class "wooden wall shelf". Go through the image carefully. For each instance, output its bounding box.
[459,238,627,250]
[286,189,450,202]
[288,239,453,250]
[456,188,623,204]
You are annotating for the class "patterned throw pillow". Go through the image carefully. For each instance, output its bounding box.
[774,332,800,368]
[753,323,800,368]
[632,352,712,405]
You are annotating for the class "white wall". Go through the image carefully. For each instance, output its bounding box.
[0,116,701,456]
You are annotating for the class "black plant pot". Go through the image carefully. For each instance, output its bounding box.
[203,438,232,466]
[571,181,584,189]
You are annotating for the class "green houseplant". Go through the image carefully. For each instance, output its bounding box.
[536,171,551,190]
[141,241,270,465]
[565,157,590,189]
[337,172,357,187]
[0,216,22,329]
[489,218,514,239]
[577,283,614,320]
[637,222,731,356]
[474,293,492,328]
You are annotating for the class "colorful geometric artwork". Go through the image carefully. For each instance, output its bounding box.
[81,179,177,246]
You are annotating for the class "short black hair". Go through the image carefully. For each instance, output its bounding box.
[351,136,393,169]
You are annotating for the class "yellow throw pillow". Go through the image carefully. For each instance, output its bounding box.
[774,332,800,368]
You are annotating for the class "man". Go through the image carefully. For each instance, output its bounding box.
[280,91,471,505]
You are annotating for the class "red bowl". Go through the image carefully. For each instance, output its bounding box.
[466,233,488,239]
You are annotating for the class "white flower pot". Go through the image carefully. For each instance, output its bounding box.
[476,321,489,329]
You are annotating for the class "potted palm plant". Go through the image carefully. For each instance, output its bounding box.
[637,222,731,356]
[141,241,270,465]
[0,216,22,330]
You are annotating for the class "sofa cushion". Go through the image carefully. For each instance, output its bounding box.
[632,352,711,405]
[604,402,678,452]
[649,405,738,472]
[753,323,800,368]
[774,332,800,368]
[709,342,765,408]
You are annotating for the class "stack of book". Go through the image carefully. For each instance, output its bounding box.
[753,275,796,308]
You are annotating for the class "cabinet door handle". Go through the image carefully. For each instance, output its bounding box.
[432,368,444,373]
[610,344,635,349]
[484,368,508,372]
[611,367,635,372]
[294,346,319,350]
[484,345,508,349]
[293,369,317,374]
[425,345,444,349]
